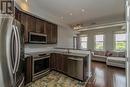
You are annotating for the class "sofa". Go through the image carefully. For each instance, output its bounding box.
[92,51,126,68]
[106,51,126,68]
[92,51,107,62]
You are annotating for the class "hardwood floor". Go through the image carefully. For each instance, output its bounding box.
[86,61,126,87]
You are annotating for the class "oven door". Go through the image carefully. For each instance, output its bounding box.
[33,56,50,76]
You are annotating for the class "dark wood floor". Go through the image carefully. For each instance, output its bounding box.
[86,61,126,87]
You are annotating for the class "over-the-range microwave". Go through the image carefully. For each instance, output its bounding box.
[29,32,47,44]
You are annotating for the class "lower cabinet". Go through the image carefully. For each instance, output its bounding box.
[50,53,67,73]
[25,56,33,84]
[50,53,88,81]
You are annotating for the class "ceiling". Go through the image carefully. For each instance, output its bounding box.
[32,0,125,25]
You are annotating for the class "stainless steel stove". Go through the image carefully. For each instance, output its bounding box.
[32,53,50,81]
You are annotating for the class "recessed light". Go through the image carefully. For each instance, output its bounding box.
[69,13,73,16]
[61,16,64,19]
[25,0,28,2]
[81,9,85,12]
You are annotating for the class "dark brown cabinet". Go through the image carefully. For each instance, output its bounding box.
[20,12,28,43]
[25,56,32,84]
[50,53,67,73]
[27,15,36,32]
[15,8,58,44]
[15,8,21,22]
[46,23,58,44]
[46,22,52,43]
[36,19,46,33]
[51,24,58,44]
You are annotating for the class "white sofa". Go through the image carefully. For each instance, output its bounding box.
[92,51,126,68]
[92,51,107,62]
[106,57,126,68]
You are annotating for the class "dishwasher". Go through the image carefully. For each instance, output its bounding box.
[67,56,84,81]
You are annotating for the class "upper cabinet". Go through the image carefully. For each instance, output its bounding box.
[27,15,36,32]
[46,22,58,44]
[36,19,46,33]
[15,8,21,22]
[15,8,58,44]
[20,12,28,43]
[46,22,52,44]
[51,24,58,44]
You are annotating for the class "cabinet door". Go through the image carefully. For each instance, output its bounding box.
[36,19,46,33]
[46,22,52,43]
[15,8,21,21]
[36,19,42,33]
[62,55,67,73]
[51,24,58,44]
[41,21,46,34]
[50,53,55,69]
[27,15,36,32]
[56,54,62,71]
[25,56,32,84]
[50,54,53,69]
[21,12,28,43]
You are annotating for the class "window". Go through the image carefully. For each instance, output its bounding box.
[95,35,104,50]
[114,33,126,51]
[80,36,88,49]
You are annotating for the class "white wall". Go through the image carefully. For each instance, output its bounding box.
[57,26,73,48]
[80,26,126,51]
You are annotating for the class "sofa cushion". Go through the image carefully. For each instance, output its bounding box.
[93,51,105,56]
[111,51,126,57]
[107,57,126,64]
[105,50,112,56]
[93,55,107,59]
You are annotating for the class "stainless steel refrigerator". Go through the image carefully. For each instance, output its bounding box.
[0,15,24,87]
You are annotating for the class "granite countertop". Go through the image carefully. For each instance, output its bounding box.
[25,50,88,58]
[53,51,88,57]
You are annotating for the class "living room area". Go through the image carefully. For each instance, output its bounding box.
[73,2,127,85]
[75,24,126,68]
[76,24,127,87]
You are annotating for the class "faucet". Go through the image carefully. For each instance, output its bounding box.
[67,49,70,53]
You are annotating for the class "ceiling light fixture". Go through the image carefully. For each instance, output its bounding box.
[72,24,83,30]
[69,13,73,16]
[81,9,85,12]
[61,16,64,19]
[25,0,28,2]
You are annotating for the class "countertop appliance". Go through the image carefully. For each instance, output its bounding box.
[29,32,47,44]
[0,16,24,87]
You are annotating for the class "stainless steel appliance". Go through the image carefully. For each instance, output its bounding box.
[29,32,47,44]
[67,56,84,81]
[0,15,24,87]
[32,53,50,81]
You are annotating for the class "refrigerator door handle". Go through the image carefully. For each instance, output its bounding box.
[15,26,21,72]
[13,25,19,73]
[6,25,16,87]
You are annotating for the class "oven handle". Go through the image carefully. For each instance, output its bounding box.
[33,56,50,61]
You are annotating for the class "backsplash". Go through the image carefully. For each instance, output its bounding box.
[25,44,57,53]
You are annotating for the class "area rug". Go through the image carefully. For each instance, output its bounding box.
[27,71,89,87]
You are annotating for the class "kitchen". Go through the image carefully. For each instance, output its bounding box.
[0,0,92,87]
[0,0,128,87]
